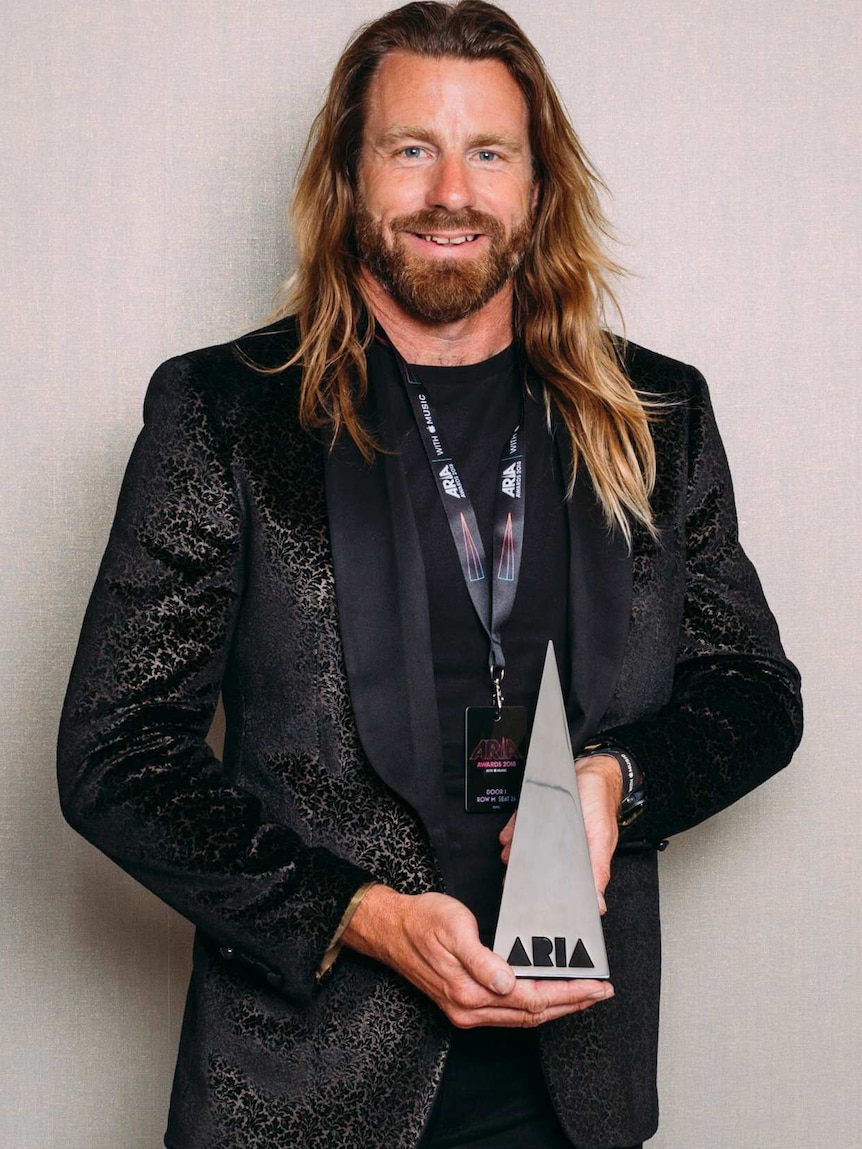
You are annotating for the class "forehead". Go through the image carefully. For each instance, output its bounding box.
[362,51,530,142]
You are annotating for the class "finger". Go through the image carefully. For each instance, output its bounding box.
[589,840,614,913]
[507,977,614,1012]
[498,814,516,846]
[593,867,609,914]
[450,982,614,1029]
[444,919,517,996]
[499,814,517,865]
[460,944,517,996]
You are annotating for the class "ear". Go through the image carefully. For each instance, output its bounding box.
[530,179,541,214]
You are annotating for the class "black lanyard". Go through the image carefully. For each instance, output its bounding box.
[391,346,526,708]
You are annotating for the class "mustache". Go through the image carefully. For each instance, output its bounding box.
[391,208,505,238]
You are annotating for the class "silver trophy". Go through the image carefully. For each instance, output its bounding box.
[493,642,609,979]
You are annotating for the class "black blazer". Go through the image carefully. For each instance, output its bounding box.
[57,320,802,1149]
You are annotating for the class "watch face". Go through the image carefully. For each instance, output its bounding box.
[618,790,646,828]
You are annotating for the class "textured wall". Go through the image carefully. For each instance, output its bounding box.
[1,1,858,1145]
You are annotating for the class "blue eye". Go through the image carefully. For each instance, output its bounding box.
[401,146,424,158]
[476,151,498,162]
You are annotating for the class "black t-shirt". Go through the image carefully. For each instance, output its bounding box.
[379,342,571,942]
[376,342,576,1148]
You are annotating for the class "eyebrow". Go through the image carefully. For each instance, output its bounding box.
[375,126,527,153]
[467,133,526,153]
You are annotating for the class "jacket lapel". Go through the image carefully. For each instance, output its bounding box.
[324,343,451,887]
[557,427,633,750]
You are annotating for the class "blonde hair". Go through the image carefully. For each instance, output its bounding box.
[272,0,655,540]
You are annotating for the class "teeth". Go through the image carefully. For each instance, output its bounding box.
[422,234,477,245]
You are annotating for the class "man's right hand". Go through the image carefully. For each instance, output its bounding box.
[341,885,614,1029]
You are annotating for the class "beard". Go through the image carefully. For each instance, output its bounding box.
[354,205,533,324]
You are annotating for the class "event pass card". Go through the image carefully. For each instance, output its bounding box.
[464,706,529,813]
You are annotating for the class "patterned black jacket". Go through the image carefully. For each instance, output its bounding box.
[57,320,803,1149]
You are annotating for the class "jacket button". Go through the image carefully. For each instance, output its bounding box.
[219,946,235,960]
[266,971,284,989]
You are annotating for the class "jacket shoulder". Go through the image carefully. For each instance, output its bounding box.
[145,316,302,417]
[167,314,299,377]
[617,338,704,401]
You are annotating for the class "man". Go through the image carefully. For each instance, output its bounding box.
[57,3,803,1147]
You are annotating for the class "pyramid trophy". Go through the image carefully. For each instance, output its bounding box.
[493,641,609,979]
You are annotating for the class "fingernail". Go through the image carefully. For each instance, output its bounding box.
[597,893,607,914]
[490,971,514,994]
[590,984,614,1001]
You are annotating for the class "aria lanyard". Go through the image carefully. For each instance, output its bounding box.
[391,346,526,710]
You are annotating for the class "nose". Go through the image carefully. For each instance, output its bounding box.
[426,154,473,212]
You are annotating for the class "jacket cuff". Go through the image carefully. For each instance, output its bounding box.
[316,881,379,981]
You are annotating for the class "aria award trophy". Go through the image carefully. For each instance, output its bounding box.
[493,641,609,979]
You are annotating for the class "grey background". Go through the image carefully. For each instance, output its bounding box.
[2,1,858,1145]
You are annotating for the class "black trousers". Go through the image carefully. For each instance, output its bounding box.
[419,1028,642,1149]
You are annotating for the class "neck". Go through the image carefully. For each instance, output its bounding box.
[361,269,514,366]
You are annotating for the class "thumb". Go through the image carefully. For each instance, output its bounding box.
[449,928,516,996]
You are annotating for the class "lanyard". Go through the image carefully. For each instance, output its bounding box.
[391,347,526,708]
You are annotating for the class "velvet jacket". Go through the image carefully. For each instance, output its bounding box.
[57,319,803,1149]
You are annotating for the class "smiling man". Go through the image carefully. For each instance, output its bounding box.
[58,3,802,1148]
[355,50,537,329]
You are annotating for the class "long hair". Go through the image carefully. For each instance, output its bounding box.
[273,0,656,539]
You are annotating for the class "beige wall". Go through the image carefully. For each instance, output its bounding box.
[2,1,858,1145]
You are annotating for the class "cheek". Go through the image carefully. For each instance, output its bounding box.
[364,167,429,214]
[478,172,535,218]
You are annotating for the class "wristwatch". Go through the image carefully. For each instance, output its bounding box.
[577,741,646,827]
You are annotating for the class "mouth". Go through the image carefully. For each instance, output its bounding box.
[413,233,481,246]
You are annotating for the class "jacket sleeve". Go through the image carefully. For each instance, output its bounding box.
[606,367,803,843]
[57,356,374,1005]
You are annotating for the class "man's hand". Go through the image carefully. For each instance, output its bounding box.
[341,885,614,1028]
[499,753,623,915]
